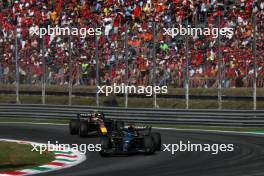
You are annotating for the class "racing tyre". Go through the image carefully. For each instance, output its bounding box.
[144,136,155,154]
[100,137,111,157]
[69,119,80,135]
[104,119,114,131]
[115,121,124,131]
[151,132,161,151]
[79,121,88,137]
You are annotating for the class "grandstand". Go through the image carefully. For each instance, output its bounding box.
[0,0,263,89]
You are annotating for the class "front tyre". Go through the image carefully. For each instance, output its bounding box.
[100,137,111,157]
[69,119,80,135]
[79,121,88,137]
[151,132,161,151]
[144,136,155,155]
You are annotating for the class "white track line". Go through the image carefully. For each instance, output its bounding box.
[1,121,264,136]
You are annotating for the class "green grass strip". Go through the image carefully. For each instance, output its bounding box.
[53,151,73,154]
[28,166,51,171]
[56,158,76,162]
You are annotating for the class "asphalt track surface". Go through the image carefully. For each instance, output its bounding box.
[1,123,264,176]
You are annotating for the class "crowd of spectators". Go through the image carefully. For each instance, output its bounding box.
[0,0,263,88]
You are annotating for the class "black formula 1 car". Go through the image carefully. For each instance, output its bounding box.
[69,111,124,137]
[100,125,161,157]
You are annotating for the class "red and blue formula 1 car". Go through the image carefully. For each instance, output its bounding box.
[69,111,124,137]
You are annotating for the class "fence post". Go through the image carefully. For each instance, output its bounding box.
[41,38,46,105]
[252,10,257,111]
[153,22,157,108]
[217,10,222,110]
[95,26,100,107]
[185,20,189,109]
[69,35,73,106]
[124,22,128,108]
[15,26,20,104]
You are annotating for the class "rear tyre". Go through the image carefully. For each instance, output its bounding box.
[79,121,88,137]
[151,133,161,151]
[69,119,80,135]
[104,119,114,131]
[144,136,155,154]
[100,137,111,157]
[115,121,124,131]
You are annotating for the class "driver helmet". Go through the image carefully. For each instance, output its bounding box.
[128,124,135,131]
[91,111,98,119]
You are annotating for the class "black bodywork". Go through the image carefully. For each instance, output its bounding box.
[100,126,161,156]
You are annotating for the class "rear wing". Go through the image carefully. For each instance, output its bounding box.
[124,124,152,132]
[77,113,91,119]
[77,112,105,119]
[137,126,152,133]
